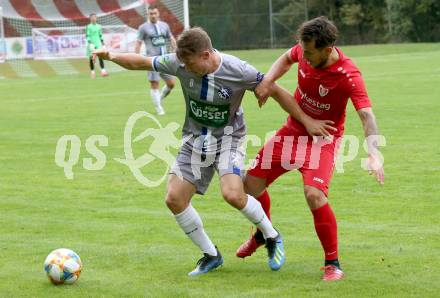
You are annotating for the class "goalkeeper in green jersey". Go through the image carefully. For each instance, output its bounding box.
[86,13,108,78]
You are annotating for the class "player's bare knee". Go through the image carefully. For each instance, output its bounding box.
[165,191,184,213]
[222,188,245,208]
[166,81,175,89]
[164,192,176,209]
[304,186,327,210]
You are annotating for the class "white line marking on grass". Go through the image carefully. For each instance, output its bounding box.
[8,61,38,78]
[45,60,79,75]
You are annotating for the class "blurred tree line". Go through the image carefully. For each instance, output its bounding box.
[188,0,440,49]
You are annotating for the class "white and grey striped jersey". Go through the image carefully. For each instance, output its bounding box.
[137,21,173,56]
[152,51,264,153]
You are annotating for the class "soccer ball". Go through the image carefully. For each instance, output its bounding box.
[44,248,82,285]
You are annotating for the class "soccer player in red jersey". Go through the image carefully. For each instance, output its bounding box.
[236,16,385,281]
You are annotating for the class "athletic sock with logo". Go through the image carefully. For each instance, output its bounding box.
[240,195,278,239]
[174,204,217,256]
[311,203,338,261]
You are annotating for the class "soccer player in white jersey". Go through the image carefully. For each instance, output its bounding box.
[94,27,336,276]
[136,4,176,115]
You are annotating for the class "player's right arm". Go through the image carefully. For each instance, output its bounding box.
[86,25,95,52]
[135,40,142,54]
[93,49,153,71]
[255,49,295,105]
[135,25,145,54]
[85,25,91,43]
[166,23,177,51]
[169,35,177,51]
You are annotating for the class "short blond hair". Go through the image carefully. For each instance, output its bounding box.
[176,27,213,59]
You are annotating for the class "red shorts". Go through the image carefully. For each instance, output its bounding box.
[247,123,340,197]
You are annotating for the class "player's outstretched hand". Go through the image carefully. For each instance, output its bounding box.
[366,153,385,185]
[255,78,274,107]
[92,48,110,62]
[304,118,337,137]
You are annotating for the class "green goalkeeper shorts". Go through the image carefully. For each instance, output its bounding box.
[86,43,103,57]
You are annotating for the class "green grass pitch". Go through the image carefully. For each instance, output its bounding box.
[1,43,439,297]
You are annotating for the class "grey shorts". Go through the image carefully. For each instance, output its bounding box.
[148,71,174,82]
[170,143,245,195]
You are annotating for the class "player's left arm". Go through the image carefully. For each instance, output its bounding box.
[241,62,334,136]
[357,107,384,185]
[270,84,337,137]
[242,62,332,136]
[351,73,385,185]
[93,49,153,70]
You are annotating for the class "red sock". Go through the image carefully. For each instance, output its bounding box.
[311,203,338,260]
[257,190,271,221]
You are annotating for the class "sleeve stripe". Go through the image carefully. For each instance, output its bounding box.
[152,56,158,72]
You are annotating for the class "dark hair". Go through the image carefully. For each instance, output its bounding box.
[176,27,213,59]
[148,4,158,10]
[298,16,338,48]
[89,13,96,18]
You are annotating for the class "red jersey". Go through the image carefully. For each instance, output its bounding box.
[288,44,371,137]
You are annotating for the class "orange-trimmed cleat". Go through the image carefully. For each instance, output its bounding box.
[236,228,265,258]
[321,265,344,281]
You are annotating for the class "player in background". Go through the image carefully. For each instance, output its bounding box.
[94,27,336,276]
[136,4,176,115]
[86,13,108,78]
[236,16,385,281]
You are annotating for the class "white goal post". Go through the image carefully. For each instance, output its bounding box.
[183,0,190,30]
[0,7,5,63]
[32,25,138,60]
